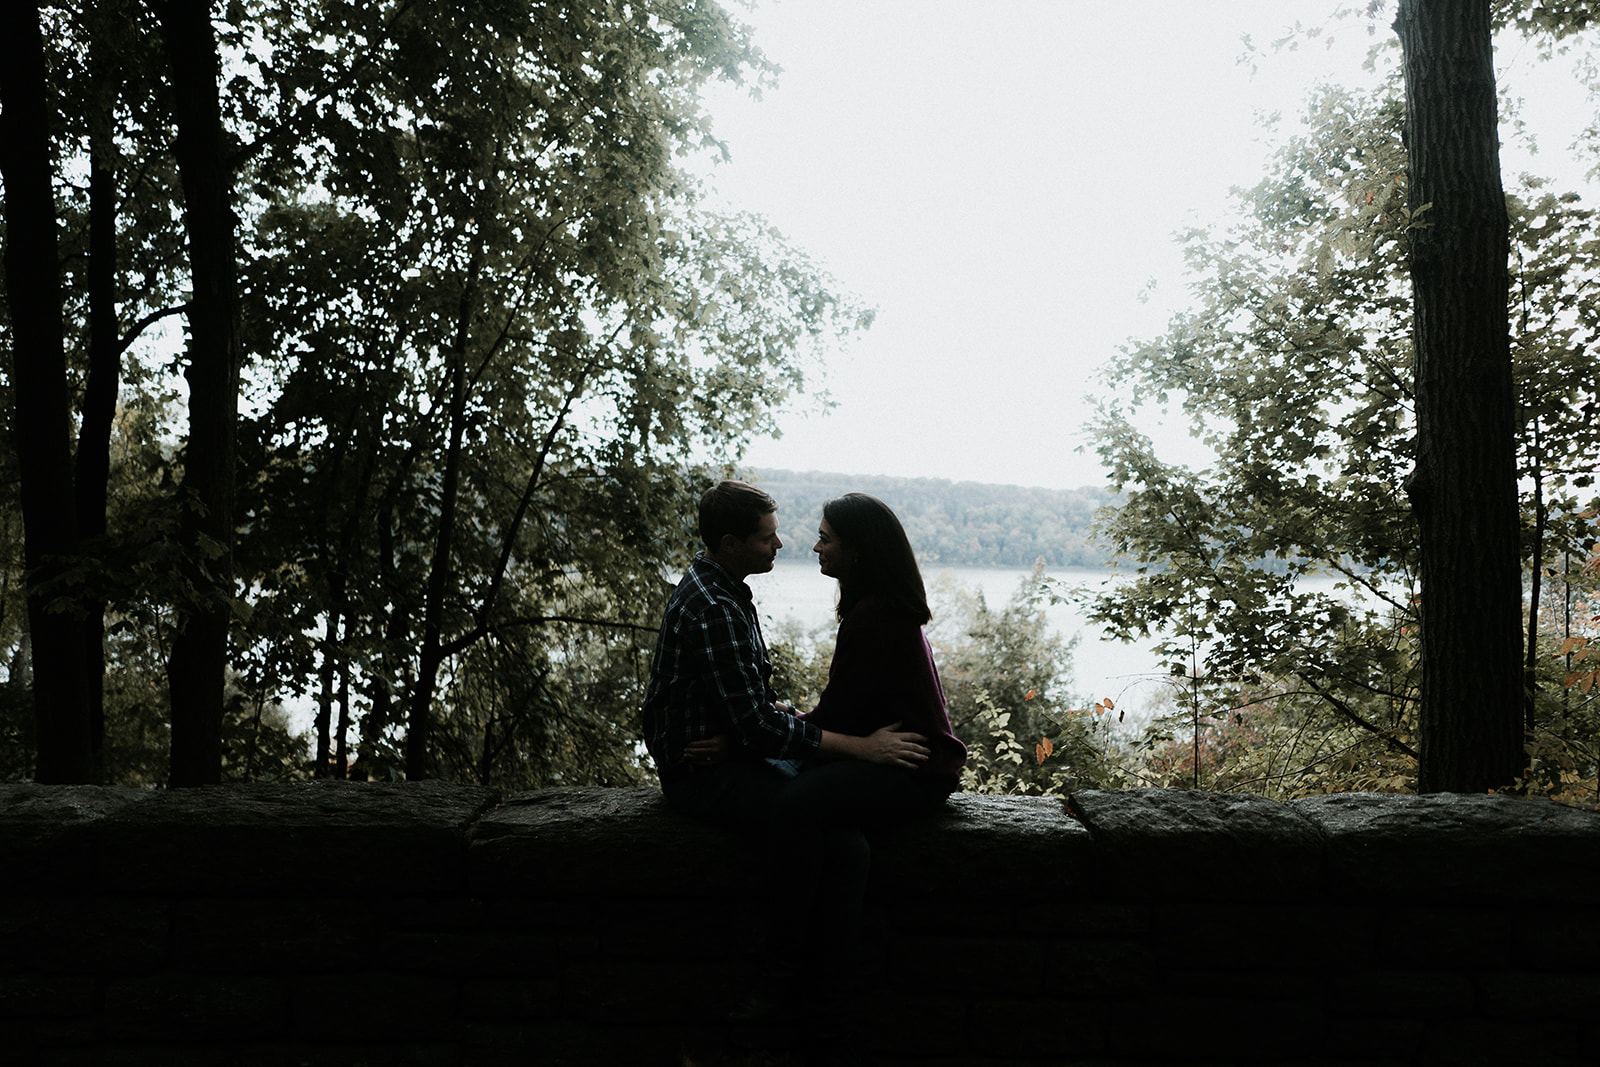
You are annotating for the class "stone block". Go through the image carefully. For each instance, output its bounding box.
[102,972,290,1041]
[171,896,381,973]
[459,975,569,1022]
[0,784,156,893]
[871,792,1095,903]
[1474,970,1600,1021]
[290,970,461,1042]
[469,786,758,899]
[0,896,171,973]
[1289,792,1600,902]
[1105,994,1326,1059]
[966,993,1111,1058]
[93,781,498,897]
[1068,788,1324,899]
[1337,969,1474,1019]
[1378,904,1523,971]
[0,973,97,1019]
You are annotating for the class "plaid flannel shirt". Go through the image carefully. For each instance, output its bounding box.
[642,555,821,779]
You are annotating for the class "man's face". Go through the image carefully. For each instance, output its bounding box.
[720,511,782,577]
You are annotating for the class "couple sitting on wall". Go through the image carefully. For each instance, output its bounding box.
[641,479,967,1056]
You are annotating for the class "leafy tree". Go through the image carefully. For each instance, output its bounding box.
[0,0,866,788]
[1086,68,1600,799]
[226,1,865,782]
[931,566,1125,794]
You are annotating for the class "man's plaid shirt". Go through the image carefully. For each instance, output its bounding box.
[642,555,822,780]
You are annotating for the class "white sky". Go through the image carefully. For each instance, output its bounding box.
[692,0,1598,491]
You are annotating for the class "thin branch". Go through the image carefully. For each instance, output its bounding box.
[1300,673,1418,759]
[117,301,190,357]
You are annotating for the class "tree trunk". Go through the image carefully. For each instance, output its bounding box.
[1396,0,1524,793]
[314,606,335,777]
[158,0,242,787]
[403,242,484,780]
[76,21,126,783]
[0,0,93,783]
[403,335,470,780]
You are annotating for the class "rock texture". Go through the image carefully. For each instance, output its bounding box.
[2,783,1597,1066]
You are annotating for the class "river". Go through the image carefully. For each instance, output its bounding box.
[747,559,1177,716]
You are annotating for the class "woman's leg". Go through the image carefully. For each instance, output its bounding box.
[777,760,951,831]
[769,763,951,1025]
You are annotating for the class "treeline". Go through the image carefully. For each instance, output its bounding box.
[743,469,1115,569]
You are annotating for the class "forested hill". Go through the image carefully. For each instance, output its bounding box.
[742,469,1115,568]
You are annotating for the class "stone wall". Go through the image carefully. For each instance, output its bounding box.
[2,782,1597,1066]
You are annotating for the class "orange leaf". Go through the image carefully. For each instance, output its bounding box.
[1043,737,1054,757]
[1559,636,1590,656]
[1025,688,1038,701]
[1035,743,1046,765]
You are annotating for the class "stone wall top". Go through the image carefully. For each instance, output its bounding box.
[3,782,1596,902]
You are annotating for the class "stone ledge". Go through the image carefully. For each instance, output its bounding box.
[1,780,501,895]
[468,787,1094,901]
[4,782,1598,900]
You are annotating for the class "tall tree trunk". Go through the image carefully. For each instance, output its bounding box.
[158,0,242,787]
[1396,0,1524,792]
[335,664,351,778]
[0,0,93,783]
[404,306,474,780]
[314,606,336,777]
[76,20,126,783]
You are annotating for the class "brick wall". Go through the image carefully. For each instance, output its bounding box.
[2,782,1597,1066]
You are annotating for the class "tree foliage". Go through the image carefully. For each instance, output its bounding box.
[0,0,867,787]
[928,566,1128,795]
[1085,75,1600,802]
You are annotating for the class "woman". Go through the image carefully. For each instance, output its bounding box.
[791,491,967,809]
[753,494,966,1051]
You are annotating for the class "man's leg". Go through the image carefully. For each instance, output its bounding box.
[661,760,791,831]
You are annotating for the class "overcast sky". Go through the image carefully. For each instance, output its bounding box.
[691,1,1596,491]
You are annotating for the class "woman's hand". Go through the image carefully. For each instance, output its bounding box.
[820,721,930,769]
[682,733,736,766]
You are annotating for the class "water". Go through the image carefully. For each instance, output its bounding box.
[747,559,1178,715]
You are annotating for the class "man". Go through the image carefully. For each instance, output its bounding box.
[642,479,926,826]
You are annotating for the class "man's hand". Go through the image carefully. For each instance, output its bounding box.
[682,733,736,766]
[819,721,930,769]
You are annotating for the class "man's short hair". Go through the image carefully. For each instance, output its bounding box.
[698,480,778,550]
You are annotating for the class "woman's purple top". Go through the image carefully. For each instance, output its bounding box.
[798,594,968,785]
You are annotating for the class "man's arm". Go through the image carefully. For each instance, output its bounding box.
[818,722,930,768]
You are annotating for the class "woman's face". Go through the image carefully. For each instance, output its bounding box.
[813,517,857,580]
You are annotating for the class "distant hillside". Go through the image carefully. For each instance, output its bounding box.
[742,468,1115,568]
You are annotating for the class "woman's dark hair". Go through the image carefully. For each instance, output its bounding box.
[822,493,931,625]
[698,480,778,550]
